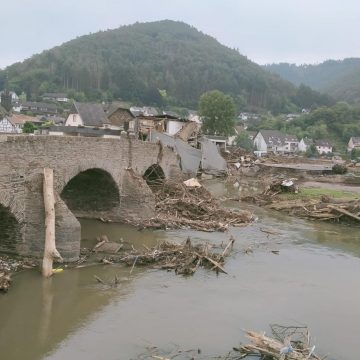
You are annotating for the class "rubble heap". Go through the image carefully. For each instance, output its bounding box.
[138,180,253,232]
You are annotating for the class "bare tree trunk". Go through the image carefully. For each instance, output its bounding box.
[42,168,63,277]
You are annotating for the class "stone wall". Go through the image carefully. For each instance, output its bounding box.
[0,134,181,260]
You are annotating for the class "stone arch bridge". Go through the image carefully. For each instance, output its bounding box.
[0,135,181,261]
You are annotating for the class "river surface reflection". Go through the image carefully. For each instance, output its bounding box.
[0,180,359,360]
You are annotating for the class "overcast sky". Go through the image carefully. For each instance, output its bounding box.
[1,0,359,69]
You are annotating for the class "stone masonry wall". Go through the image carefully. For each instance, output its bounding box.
[0,134,181,260]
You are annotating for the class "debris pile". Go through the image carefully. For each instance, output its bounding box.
[241,177,360,223]
[239,324,322,359]
[225,148,260,177]
[262,178,299,196]
[133,324,324,360]
[0,271,11,292]
[105,237,236,276]
[269,198,360,222]
[0,255,36,292]
[139,180,253,232]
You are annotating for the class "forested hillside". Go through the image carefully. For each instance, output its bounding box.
[0,20,330,112]
[264,59,360,103]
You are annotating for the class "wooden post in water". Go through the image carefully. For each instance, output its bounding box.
[42,168,63,277]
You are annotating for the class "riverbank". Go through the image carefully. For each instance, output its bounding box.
[239,177,360,224]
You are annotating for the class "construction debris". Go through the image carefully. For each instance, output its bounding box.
[136,180,253,232]
[262,178,299,196]
[106,237,236,276]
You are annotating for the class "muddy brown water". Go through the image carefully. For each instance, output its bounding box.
[0,180,360,360]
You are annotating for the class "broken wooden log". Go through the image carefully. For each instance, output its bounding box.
[42,168,63,278]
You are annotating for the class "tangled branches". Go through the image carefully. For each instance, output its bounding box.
[140,180,253,232]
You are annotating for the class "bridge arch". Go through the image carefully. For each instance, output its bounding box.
[143,164,165,188]
[0,203,22,254]
[60,168,120,217]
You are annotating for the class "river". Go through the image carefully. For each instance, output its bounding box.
[0,180,359,360]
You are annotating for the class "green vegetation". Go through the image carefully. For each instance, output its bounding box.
[305,144,319,158]
[281,187,359,201]
[235,132,254,150]
[0,21,331,112]
[22,122,37,133]
[248,102,360,150]
[199,90,236,136]
[264,59,360,104]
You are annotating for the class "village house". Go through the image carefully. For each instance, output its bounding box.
[253,130,299,154]
[41,93,69,102]
[0,117,22,133]
[0,90,19,103]
[0,114,40,133]
[107,106,135,131]
[298,137,313,152]
[137,114,187,137]
[65,102,108,128]
[314,139,333,154]
[21,101,58,115]
[347,137,360,152]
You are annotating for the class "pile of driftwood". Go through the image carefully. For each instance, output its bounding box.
[269,198,360,222]
[132,325,323,360]
[241,178,360,223]
[238,324,323,359]
[0,255,36,292]
[140,180,253,232]
[106,237,235,276]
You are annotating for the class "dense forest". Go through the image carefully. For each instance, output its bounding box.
[264,59,360,104]
[0,20,332,112]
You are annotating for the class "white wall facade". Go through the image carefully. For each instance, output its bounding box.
[316,145,332,154]
[298,139,308,152]
[253,132,267,152]
[0,118,22,133]
[65,114,83,126]
[166,120,184,136]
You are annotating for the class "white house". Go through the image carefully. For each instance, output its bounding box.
[41,93,69,102]
[347,137,360,152]
[65,102,108,128]
[0,117,22,133]
[298,137,313,152]
[253,130,298,154]
[0,91,19,102]
[314,140,333,154]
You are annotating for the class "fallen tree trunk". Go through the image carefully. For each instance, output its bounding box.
[42,168,63,278]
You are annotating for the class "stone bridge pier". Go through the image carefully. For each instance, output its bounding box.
[0,135,181,261]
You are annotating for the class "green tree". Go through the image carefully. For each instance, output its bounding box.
[23,122,37,134]
[305,144,319,158]
[199,90,236,136]
[235,132,254,150]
